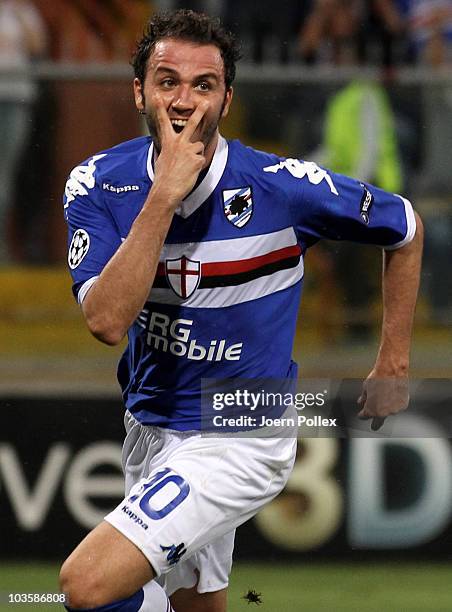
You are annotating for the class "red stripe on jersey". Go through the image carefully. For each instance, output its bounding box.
[201,244,301,277]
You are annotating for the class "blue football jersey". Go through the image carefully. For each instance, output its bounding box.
[64,135,416,430]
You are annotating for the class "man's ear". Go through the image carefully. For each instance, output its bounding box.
[221,87,233,119]
[133,78,145,112]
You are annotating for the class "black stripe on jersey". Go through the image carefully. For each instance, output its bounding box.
[199,254,301,288]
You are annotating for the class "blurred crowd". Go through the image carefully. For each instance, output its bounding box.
[173,0,452,67]
[0,0,151,264]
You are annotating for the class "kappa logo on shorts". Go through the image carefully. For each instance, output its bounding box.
[68,229,90,269]
[160,542,187,565]
[121,504,149,531]
[223,187,253,227]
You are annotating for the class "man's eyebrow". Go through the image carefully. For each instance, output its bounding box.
[194,73,220,83]
[154,66,179,75]
[154,67,220,82]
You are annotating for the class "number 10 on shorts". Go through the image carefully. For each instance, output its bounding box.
[128,467,190,520]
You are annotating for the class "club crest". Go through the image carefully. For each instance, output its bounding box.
[223,187,253,227]
[166,255,201,299]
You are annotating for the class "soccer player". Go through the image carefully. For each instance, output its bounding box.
[60,9,423,612]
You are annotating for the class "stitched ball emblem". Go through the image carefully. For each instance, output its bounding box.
[68,229,90,269]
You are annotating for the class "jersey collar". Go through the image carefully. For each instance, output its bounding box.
[146,135,228,218]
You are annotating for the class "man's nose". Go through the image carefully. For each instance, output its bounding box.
[171,85,195,111]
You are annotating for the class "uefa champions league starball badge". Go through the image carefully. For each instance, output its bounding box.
[68,229,90,269]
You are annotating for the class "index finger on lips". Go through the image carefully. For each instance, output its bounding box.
[154,95,173,142]
[182,100,209,141]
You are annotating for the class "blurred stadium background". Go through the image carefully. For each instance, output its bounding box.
[1,0,452,610]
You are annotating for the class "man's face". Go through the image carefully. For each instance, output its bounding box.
[134,38,233,155]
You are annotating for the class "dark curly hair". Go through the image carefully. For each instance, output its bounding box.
[131,9,241,90]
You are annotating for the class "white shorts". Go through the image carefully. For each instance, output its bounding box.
[105,410,297,595]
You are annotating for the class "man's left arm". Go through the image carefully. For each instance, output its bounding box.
[357,211,424,430]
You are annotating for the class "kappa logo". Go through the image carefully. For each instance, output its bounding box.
[160,543,187,566]
[166,256,201,299]
[263,159,339,196]
[121,504,148,531]
[223,187,253,227]
[102,182,140,194]
[68,229,90,269]
[64,154,107,209]
[359,183,374,225]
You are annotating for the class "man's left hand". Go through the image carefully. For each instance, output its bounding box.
[357,371,409,431]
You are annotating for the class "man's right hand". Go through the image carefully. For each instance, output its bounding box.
[80,99,209,345]
[151,97,208,207]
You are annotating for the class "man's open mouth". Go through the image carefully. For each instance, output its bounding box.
[171,119,188,133]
